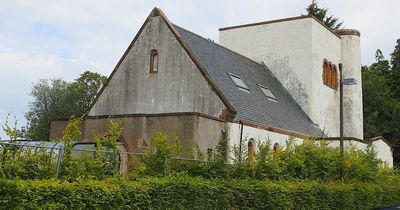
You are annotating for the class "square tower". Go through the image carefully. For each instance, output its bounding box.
[219,16,362,139]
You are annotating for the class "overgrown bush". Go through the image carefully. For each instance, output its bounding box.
[133,136,386,182]
[92,119,122,178]
[0,145,56,179]
[0,116,126,180]
[59,117,123,180]
[0,113,394,183]
[0,115,56,179]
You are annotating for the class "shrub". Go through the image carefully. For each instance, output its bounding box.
[92,119,123,178]
[59,117,123,180]
[0,176,399,209]
[0,114,56,179]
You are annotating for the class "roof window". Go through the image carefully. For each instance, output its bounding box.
[228,72,249,92]
[258,84,277,102]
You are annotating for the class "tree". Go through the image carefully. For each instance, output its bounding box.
[25,71,107,140]
[389,39,400,99]
[363,41,400,166]
[362,64,397,139]
[25,79,69,140]
[63,71,107,117]
[305,0,343,30]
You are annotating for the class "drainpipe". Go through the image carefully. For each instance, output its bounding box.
[239,121,244,162]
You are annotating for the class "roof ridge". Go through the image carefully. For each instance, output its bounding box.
[173,24,266,69]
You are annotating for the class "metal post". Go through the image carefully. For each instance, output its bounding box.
[239,121,244,162]
[339,63,344,178]
[56,148,63,178]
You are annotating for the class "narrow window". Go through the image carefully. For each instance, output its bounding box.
[328,62,334,87]
[332,64,338,90]
[149,50,158,74]
[137,138,148,149]
[228,72,249,92]
[273,143,280,158]
[322,59,338,90]
[258,84,277,102]
[322,59,328,85]
[248,138,255,162]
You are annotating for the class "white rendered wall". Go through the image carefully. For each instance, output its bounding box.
[227,123,393,167]
[340,34,363,139]
[372,140,393,167]
[310,20,341,136]
[219,18,314,117]
[219,17,342,137]
[226,122,302,161]
[327,140,393,167]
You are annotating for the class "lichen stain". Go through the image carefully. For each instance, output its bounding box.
[258,55,310,114]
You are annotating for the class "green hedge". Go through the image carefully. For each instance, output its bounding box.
[0,176,399,209]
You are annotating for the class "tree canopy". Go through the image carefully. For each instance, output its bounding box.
[25,71,107,140]
[305,0,343,30]
[363,39,400,165]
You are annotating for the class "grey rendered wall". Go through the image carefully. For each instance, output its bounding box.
[49,120,72,140]
[50,115,225,155]
[192,116,227,155]
[88,16,226,118]
[83,116,196,152]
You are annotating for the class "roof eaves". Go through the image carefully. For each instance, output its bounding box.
[234,117,319,139]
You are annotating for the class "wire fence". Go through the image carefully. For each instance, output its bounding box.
[0,140,206,178]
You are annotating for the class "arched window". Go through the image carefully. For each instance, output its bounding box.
[332,64,338,90]
[248,138,255,162]
[273,143,280,158]
[322,59,338,90]
[329,62,334,87]
[322,59,328,85]
[137,138,148,149]
[149,49,158,74]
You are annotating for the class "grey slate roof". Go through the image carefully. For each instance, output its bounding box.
[174,25,323,136]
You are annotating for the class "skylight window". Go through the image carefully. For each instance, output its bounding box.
[258,84,277,102]
[228,73,249,92]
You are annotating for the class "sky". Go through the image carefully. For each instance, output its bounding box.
[0,0,399,139]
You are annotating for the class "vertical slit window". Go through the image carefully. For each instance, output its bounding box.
[332,64,338,90]
[273,143,280,158]
[248,138,255,162]
[149,50,158,74]
[329,62,334,87]
[323,59,328,85]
